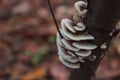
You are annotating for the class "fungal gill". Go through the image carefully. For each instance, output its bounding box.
[56,1,97,69]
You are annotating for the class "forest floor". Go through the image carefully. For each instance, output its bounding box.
[0,0,120,80]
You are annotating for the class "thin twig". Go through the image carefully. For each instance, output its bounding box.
[47,0,63,38]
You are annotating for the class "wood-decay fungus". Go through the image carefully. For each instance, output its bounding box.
[56,1,97,69]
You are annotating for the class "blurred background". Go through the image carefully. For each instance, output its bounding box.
[0,0,120,80]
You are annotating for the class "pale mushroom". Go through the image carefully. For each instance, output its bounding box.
[60,52,78,63]
[61,18,76,33]
[75,50,92,57]
[61,38,79,51]
[61,20,94,41]
[60,29,70,40]
[56,32,68,50]
[56,32,62,46]
[57,44,75,59]
[74,1,88,16]
[56,32,71,58]
[73,13,82,22]
[59,56,80,69]
[65,51,78,62]
[72,42,97,50]
[56,0,97,69]
[74,23,86,31]
[56,32,76,59]
[78,57,85,62]
[62,29,95,41]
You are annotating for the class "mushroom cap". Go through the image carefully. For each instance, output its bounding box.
[57,32,76,59]
[78,57,85,62]
[66,51,78,62]
[59,56,80,69]
[60,52,78,63]
[74,23,86,31]
[75,50,92,57]
[74,1,88,15]
[60,29,70,40]
[61,17,95,41]
[74,1,87,13]
[61,38,79,51]
[61,22,94,41]
[57,42,75,59]
[61,18,76,33]
[74,1,87,8]
[73,13,83,22]
[72,42,97,50]
[63,30,95,41]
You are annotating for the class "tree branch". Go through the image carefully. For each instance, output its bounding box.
[69,0,120,80]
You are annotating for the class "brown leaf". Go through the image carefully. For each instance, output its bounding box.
[20,63,47,80]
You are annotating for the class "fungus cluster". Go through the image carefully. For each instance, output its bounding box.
[56,1,97,69]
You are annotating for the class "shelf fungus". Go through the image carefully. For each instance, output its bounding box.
[56,1,97,69]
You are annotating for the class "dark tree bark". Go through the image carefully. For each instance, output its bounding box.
[69,0,120,80]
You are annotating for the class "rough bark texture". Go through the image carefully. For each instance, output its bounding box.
[69,0,120,80]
